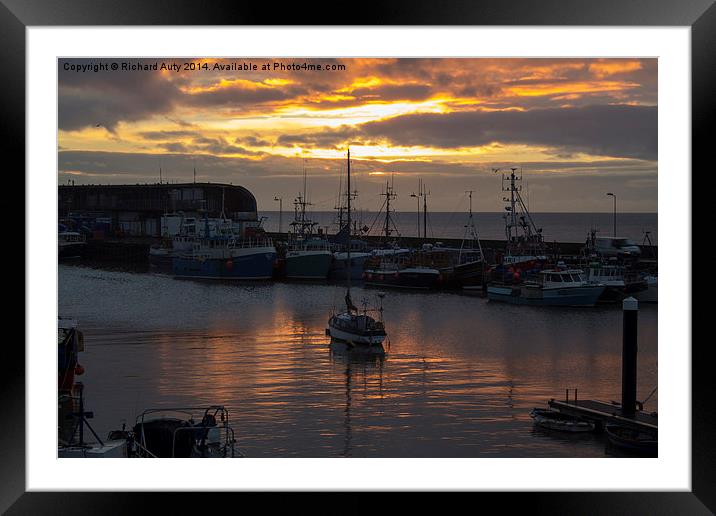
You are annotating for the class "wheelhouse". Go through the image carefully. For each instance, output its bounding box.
[537,269,586,287]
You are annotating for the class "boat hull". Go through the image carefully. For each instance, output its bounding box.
[530,409,595,433]
[328,253,369,281]
[173,248,276,280]
[328,326,387,346]
[149,249,174,271]
[443,260,486,289]
[605,424,657,454]
[58,242,86,259]
[633,276,657,303]
[487,284,606,307]
[364,267,440,290]
[59,440,129,458]
[285,251,332,279]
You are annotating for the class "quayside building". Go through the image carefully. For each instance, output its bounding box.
[58,182,259,237]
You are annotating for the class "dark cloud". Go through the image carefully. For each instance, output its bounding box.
[59,59,183,132]
[159,142,189,153]
[59,58,657,137]
[139,130,198,140]
[351,84,433,102]
[270,105,657,160]
[185,83,307,107]
[360,105,657,160]
[236,136,271,147]
[277,126,360,149]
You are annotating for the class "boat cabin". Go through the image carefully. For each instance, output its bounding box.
[537,269,587,288]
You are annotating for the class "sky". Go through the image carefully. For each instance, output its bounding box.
[58,58,657,213]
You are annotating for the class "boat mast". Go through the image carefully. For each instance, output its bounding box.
[382,177,398,241]
[302,160,307,228]
[346,148,351,296]
[335,166,344,230]
[460,189,483,260]
[422,182,429,239]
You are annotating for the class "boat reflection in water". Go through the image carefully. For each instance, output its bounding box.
[329,344,385,457]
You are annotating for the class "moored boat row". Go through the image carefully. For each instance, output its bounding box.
[137,162,656,305]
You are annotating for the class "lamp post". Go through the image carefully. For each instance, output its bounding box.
[410,192,420,238]
[274,196,283,234]
[606,193,617,237]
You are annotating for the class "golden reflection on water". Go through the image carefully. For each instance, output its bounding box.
[60,265,658,457]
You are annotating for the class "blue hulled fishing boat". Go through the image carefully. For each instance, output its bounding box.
[172,211,276,280]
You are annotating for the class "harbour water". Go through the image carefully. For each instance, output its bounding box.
[260,211,658,244]
[59,264,657,457]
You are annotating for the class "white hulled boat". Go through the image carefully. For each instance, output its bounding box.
[327,149,387,349]
[488,268,606,307]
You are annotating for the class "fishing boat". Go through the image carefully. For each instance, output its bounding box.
[285,235,333,279]
[124,406,240,458]
[327,149,388,350]
[584,262,648,302]
[58,382,130,458]
[284,164,333,279]
[495,167,548,267]
[172,212,276,280]
[440,190,488,290]
[328,182,371,280]
[487,268,606,306]
[58,226,86,259]
[58,323,130,458]
[529,408,596,433]
[330,248,372,281]
[173,234,276,280]
[364,263,441,290]
[605,423,657,454]
[633,274,658,303]
[363,245,441,290]
[58,317,85,392]
[60,399,241,458]
[149,213,199,270]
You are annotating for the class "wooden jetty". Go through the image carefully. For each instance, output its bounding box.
[548,398,657,432]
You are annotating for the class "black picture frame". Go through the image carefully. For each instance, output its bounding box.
[3,0,709,512]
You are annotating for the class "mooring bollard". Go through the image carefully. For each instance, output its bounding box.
[621,297,638,416]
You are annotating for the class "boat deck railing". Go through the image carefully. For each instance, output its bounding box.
[134,405,239,458]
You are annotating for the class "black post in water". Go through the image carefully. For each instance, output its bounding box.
[621,297,639,416]
[77,382,85,445]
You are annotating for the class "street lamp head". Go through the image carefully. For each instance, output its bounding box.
[274,196,280,201]
[606,192,615,197]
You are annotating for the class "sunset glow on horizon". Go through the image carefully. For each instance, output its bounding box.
[59,58,657,212]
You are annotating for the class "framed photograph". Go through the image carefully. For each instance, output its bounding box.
[5,0,709,511]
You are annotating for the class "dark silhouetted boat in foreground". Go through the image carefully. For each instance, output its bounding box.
[126,406,240,458]
[605,423,657,454]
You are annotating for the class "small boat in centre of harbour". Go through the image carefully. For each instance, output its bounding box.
[327,149,388,351]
